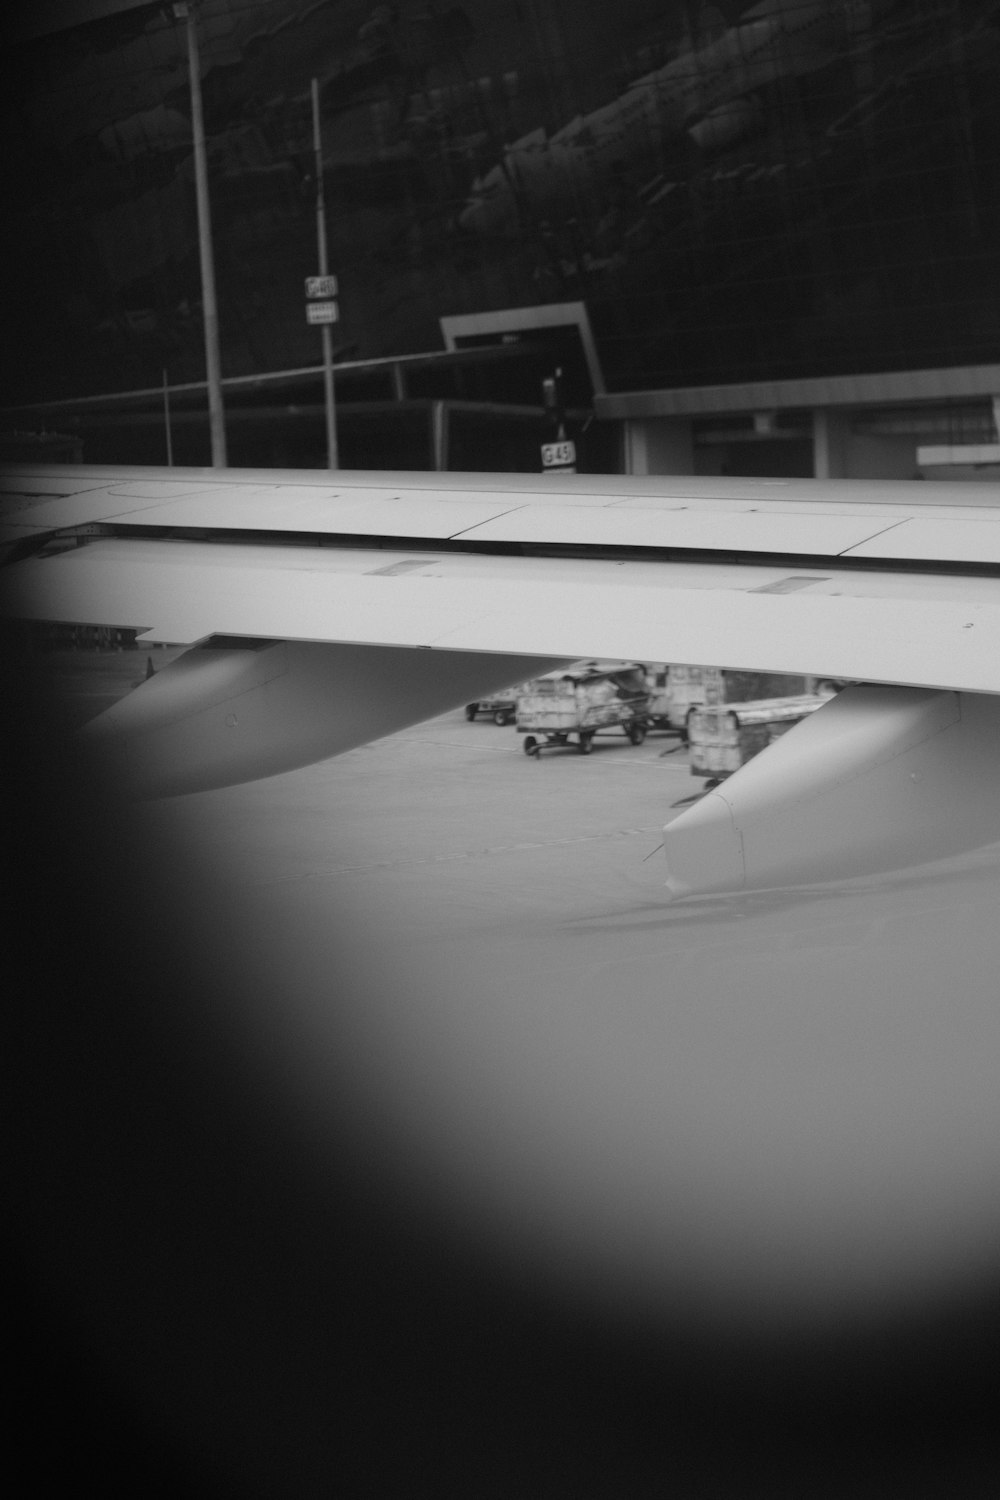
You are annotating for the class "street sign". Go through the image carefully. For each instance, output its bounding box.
[306,300,340,324]
[541,439,576,470]
[305,274,338,299]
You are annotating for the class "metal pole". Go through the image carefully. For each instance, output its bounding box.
[312,77,338,469]
[431,400,449,471]
[162,368,174,465]
[186,2,227,466]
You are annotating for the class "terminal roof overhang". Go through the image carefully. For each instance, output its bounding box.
[595,363,1000,421]
[0,345,553,422]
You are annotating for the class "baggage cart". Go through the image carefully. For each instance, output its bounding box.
[639,665,822,737]
[641,663,712,735]
[464,690,519,725]
[687,694,828,780]
[516,662,650,756]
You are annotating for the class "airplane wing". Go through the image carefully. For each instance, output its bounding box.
[4,461,1000,888]
[4,461,1000,686]
[9,462,1000,1483]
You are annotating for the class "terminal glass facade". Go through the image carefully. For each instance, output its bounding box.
[7,0,1000,406]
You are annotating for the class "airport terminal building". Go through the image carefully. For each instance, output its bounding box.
[7,0,1000,480]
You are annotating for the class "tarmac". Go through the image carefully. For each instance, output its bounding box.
[161,706,690,935]
[111,667,1000,1338]
[38,649,1000,1338]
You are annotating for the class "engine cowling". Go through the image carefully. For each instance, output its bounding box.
[81,639,569,798]
[664,683,1000,895]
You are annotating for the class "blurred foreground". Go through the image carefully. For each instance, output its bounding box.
[7,636,1000,1496]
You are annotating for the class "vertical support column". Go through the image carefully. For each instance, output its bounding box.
[162,369,174,466]
[624,418,693,475]
[813,409,848,478]
[431,401,450,471]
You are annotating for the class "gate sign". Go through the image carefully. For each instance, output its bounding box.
[306,300,340,324]
[305,274,338,298]
[541,439,576,470]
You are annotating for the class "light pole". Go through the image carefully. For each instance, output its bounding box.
[177,0,227,466]
[311,77,338,469]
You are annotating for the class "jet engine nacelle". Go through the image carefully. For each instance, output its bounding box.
[81,639,570,798]
[664,683,1000,896]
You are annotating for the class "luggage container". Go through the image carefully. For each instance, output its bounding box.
[516,661,650,756]
[641,663,712,735]
[687,694,828,780]
[639,665,827,737]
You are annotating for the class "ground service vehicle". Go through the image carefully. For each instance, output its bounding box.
[464,691,519,725]
[517,662,650,756]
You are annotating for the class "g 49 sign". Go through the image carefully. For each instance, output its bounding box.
[541,439,576,471]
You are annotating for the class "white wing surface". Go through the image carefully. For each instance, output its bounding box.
[4,463,1000,694]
